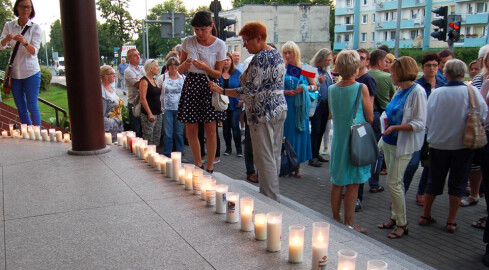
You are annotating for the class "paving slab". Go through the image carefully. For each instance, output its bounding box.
[0,139,68,167]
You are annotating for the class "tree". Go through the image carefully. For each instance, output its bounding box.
[0,0,13,68]
[49,19,64,56]
[97,0,138,61]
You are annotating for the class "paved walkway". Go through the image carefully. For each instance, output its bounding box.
[204,127,488,270]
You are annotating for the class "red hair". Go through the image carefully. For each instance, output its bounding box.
[239,21,267,40]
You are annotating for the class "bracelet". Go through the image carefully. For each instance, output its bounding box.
[23,41,28,47]
[222,88,226,95]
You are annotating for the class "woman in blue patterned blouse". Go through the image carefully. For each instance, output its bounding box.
[209,21,287,202]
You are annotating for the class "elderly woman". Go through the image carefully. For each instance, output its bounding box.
[0,0,42,125]
[328,50,373,233]
[377,56,427,239]
[209,21,287,201]
[281,41,317,177]
[177,11,226,173]
[100,65,124,140]
[140,59,163,146]
[157,56,185,156]
[383,53,395,73]
[421,59,488,233]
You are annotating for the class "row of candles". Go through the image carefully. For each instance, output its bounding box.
[112,131,388,270]
[1,124,70,142]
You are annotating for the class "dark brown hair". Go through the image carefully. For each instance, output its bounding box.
[14,0,35,19]
[225,52,235,74]
[391,56,418,82]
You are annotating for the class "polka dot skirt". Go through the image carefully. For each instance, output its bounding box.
[177,73,226,123]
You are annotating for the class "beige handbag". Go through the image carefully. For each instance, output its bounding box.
[463,85,487,149]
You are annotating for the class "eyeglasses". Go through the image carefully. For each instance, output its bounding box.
[19,5,32,10]
[242,38,255,45]
[107,73,116,76]
[424,64,438,68]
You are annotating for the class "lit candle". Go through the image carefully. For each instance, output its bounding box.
[184,164,194,191]
[145,145,156,163]
[34,126,41,140]
[8,123,14,135]
[206,179,216,207]
[215,184,228,214]
[48,129,55,141]
[192,168,203,195]
[288,225,305,263]
[21,124,27,131]
[165,159,173,179]
[312,222,330,270]
[55,131,62,142]
[367,260,388,270]
[160,157,168,175]
[1,130,8,138]
[139,145,147,160]
[240,197,254,232]
[179,168,186,185]
[28,128,35,140]
[171,152,181,182]
[117,133,123,146]
[132,139,140,156]
[254,213,267,241]
[41,129,49,141]
[226,192,239,223]
[104,132,112,145]
[200,175,212,201]
[122,135,128,148]
[63,133,70,143]
[21,128,28,139]
[267,212,282,252]
[337,249,357,270]
[149,152,158,167]
[154,155,161,171]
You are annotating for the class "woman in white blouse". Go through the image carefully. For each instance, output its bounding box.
[0,0,42,125]
[100,65,123,141]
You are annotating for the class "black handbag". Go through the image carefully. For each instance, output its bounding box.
[279,137,299,177]
[349,84,379,166]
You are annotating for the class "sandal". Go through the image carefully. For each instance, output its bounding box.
[416,194,425,206]
[294,169,304,179]
[460,196,479,207]
[347,224,367,235]
[418,216,436,226]
[246,173,258,183]
[378,219,396,229]
[446,222,457,233]
[472,216,487,229]
[388,225,408,239]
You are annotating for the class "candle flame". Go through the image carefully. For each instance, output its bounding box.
[244,206,252,214]
[318,234,324,242]
[292,237,301,245]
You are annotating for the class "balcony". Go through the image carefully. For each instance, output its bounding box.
[376,40,414,48]
[402,0,426,8]
[376,1,398,11]
[375,19,424,30]
[455,36,487,48]
[335,7,355,16]
[334,24,355,33]
[464,13,489,25]
[334,41,353,50]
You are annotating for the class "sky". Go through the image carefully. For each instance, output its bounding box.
[32,0,233,42]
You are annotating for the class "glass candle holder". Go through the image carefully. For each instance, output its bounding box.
[367,260,388,270]
[254,213,267,240]
[200,175,212,200]
[337,249,357,270]
[192,168,203,195]
[215,184,228,214]
[104,132,112,145]
[55,131,62,142]
[312,222,330,270]
[206,179,216,206]
[165,159,173,178]
[288,224,305,263]
[160,157,168,175]
[266,212,282,252]
[154,155,161,171]
[226,192,239,223]
[171,152,181,182]
[240,197,254,232]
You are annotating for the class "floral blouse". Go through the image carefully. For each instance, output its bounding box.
[236,49,287,124]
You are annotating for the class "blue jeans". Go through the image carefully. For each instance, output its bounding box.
[163,110,184,156]
[403,150,421,193]
[222,108,242,153]
[127,103,142,137]
[11,72,41,125]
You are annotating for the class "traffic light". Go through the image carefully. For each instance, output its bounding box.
[218,17,236,41]
[448,15,462,42]
[431,6,448,41]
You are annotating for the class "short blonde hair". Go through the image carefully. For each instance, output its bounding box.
[144,59,158,75]
[444,59,467,80]
[385,53,396,63]
[100,65,114,82]
[390,56,418,82]
[281,41,301,65]
[335,50,360,79]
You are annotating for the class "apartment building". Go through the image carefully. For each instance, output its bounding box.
[334,0,488,51]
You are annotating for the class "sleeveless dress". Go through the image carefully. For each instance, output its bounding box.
[328,82,371,186]
[283,73,312,163]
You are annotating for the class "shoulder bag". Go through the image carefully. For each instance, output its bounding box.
[279,137,299,177]
[3,25,31,94]
[349,83,379,166]
[463,85,487,149]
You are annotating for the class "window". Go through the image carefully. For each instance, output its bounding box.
[411,10,418,19]
[385,13,389,21]
[336,35,342,42]
[363,0,368,6]
[362,15,368,24]
[347,0,352,7]
[410,30,417,40]
[477,3,485,13]
[345,35,350,42]
[469,4,473,14]
[372,14,376,23]
[384,32,388,41]
[390,31,396,40]
[346,16,352,24]
[361,33,367,42]
[372,32,376,42]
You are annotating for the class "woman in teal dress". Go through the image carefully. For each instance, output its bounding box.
[281,41,317,178]
[328,50,373,234]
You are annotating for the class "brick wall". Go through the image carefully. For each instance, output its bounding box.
[0,102,64,132]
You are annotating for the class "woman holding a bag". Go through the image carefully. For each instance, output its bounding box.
[0,0,41,125]
[100,65,123,141]
[177,11,226,173]
[328,50,372,234]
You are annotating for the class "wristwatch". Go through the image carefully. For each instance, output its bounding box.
[23,41,28,47]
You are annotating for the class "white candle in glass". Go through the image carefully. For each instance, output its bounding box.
[267,212,282,252]
[116,133,123,145]
[160,157,168,175]
[22,128,29,139]
[149,152,158,167]
[337,249,357,270]
[215,184,228,214]
[240,197,254,232]
[34,126,41,140]
[226,192,239,223]
[184,164,194,190]
[171,152,181,182]
[63,133,70,143]
[312,222,330,270]
[206,179,216,206]
[192,168,203,195]
[55,131,62,142]
[254,213,267,240]
[165,159,173,178]
[179,168,186,185]
[1,130,8,138]
[41,129,49,141]
[139,145,147,160]
[122,135,128,148]
[145,145,156,162]
[367,260,388,270]
[133,139,140,156]
[201,175,212,201]
[288,225,305,263]
[104,132,112,145]
[28,128,35,140]
[154,155,161,171]
[21,124,27,131]
[8,123,14,135]
[48,129,56,142]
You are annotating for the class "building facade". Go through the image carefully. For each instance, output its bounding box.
[219,4,331,61]
[334,0,488,51]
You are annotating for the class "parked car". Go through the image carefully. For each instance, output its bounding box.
[55,57,65,76]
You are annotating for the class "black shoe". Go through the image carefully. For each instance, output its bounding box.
[369,186,385,193]
[223,150,231,156]
[483,253,489,267]
[355,199,362,212]
[317,155,328,162]
[237,151,243,157]
[308,158,322,167]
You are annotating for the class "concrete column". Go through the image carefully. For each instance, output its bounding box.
[60,0,109,155]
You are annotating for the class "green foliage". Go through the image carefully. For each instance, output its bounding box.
[0,0,13,30]
[397,48,480,67]
[121,105,130,130]
[49,19,64,56]
[40,66,52,92]
[49,116,70,131]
